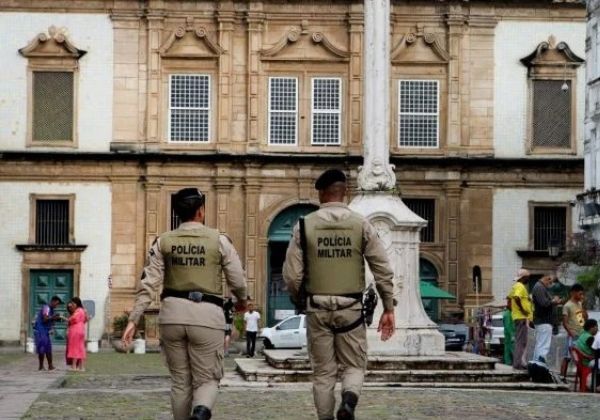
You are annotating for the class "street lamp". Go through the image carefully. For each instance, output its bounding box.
[548,238,562,259]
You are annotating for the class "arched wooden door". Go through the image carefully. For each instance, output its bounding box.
[267,204,318,327]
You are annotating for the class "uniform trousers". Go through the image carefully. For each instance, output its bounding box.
[160,324,224,420]
[307,307,367,420]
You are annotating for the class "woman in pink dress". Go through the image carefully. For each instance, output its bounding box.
[66,297,88,371]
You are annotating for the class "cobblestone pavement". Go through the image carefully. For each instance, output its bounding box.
[23,386,600,420]
[3,351,598,420]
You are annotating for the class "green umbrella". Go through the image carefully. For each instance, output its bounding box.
[419,281,455,299]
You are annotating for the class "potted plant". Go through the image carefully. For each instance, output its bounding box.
[111,313,136,353]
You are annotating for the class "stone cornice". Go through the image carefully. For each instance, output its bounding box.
[160,17,225,58]
[19,26,86,59]
[260,22,349,62]
[0,150,583,170]
[15,244,88,252]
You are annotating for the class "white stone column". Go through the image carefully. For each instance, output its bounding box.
[357,0,396,191]
[350,0,444,356]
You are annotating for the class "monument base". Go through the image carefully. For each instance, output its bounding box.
[367,326,445,356]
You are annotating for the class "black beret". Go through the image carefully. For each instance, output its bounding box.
[315,169,347,190]
[174,188,204,202]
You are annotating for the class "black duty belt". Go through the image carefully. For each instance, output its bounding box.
[161,289,223,307]
[308,294,365,334]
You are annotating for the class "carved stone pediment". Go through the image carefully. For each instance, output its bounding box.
[19,26,86,59]
[160,18,224,58]
[260,23,349,62]
[520,36,584,77]
[391,27,449,65]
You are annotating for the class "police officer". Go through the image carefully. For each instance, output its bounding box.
[122,188,247,420]
[283,169,395,420]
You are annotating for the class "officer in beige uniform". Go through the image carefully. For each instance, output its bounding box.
[123,188,247,420]
[283,169,396,420]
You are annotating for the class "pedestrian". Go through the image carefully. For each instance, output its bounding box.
[508,268,532,370]
[223,296,234,357]
[122,187,247,420]
[243,303,260,357]
[66,297,89,371]
[560,283,588,379]
[502,297,515,366]
[573,319,599,390]
[65,300,76,367]
[283,169,395,420]
[531,276,562,364]
[33,295,63,371]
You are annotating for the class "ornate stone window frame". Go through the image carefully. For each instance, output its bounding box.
[28,194,76,245]
[19,26,86,148]
[521,36,584,155]
[158,20,224,150]
[258,22,350,153]
[390,27,449,156]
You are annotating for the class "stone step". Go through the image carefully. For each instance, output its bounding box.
[238,358,526,382]
[263,350,498,371]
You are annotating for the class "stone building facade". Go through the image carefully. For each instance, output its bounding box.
[0,0,586,344]
[579,0,600,240]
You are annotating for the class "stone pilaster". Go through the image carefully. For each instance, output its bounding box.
[245,3,265,153]
[244,164,262,301]
[445,183,461,311]
[145,4,165,150]
[217,2,235,152]
[348,6,364,153]
[445,4,466,153]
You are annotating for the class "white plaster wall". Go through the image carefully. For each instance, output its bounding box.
[492,188,581,302]
[0,13,113,151]
[494,21,586,158]
[0,182,111,342]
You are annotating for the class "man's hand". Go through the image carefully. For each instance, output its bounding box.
[377,310,395,341]
[234,299,247,314]
[121,321,137,347]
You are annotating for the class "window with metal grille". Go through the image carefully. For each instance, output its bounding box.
[35,200,69,245]
[169,74,210,142]
[398,80,439,148]
[404,198,436,242]
[32,71,74,141]
[170,194,182,230]
[533,206,567,250]
[312,78,341,145]
[268,77,298,145]
[532,80,571,149]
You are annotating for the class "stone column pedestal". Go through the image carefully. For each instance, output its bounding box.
[350,192,445,356]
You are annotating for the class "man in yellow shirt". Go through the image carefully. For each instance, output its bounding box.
[508,268,533,370]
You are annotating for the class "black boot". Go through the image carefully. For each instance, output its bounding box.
[336,391,358,420]
[190,405,212,420]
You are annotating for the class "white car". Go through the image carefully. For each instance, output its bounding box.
[260,314,307,349]
[489,314,505,347]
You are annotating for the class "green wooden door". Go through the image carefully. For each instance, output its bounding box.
[29,270,73,344]
[267,204,318,327]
